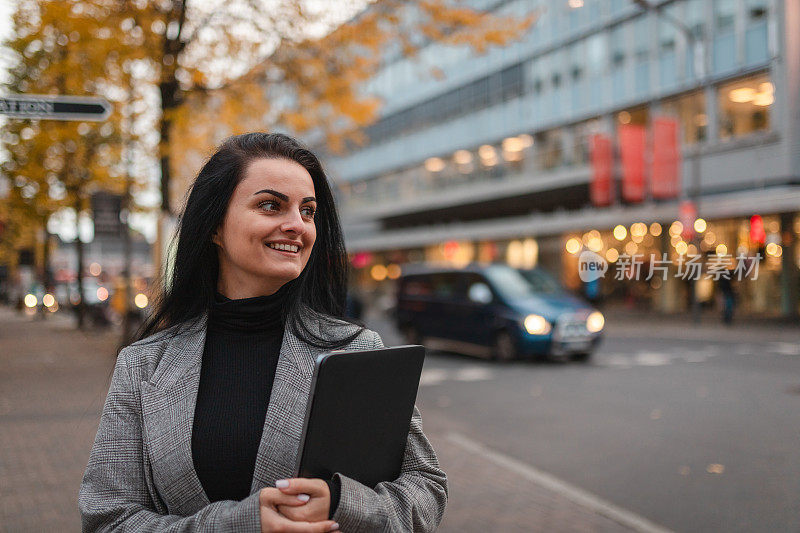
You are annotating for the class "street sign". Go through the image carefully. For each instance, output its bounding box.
[0,94,111,121]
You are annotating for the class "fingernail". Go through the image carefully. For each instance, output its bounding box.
[297,493,310,502]
[275,479,289,488]
[329,523,339,531]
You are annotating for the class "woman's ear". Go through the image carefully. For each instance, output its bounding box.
[211,230,221,247]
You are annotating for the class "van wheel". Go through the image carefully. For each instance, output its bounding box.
[402,324,422,345]
[491,330,517,361]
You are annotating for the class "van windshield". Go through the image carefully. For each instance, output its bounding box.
[518,268,562,294]
[483,265,540,301]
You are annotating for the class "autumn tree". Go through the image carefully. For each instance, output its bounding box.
[3,0,537,281]
[45,0,534,264]
[168,1,538,203]
[1,0,153,327]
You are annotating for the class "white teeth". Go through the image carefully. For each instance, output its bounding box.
[266,243,299,253]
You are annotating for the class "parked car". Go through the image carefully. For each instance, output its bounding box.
[394,264,604,362]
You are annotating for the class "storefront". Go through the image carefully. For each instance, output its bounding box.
[348,212,799,318]
[559,213,797,316]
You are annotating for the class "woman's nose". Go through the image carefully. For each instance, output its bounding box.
[280,210,306,235]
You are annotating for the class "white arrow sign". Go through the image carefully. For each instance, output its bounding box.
[0,94,112,121]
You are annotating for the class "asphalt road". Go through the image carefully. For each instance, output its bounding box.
[367,314,800,533]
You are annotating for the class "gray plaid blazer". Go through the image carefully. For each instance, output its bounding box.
[78,310,447,532]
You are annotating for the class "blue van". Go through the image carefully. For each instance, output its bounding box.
[394,264,604,361]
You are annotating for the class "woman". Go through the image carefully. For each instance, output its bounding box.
[78,133,448,532]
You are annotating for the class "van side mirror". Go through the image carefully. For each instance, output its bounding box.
[468,282,493,304]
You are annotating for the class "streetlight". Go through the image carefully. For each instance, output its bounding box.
[632,0,709,323]
[631,0,706,78]
[567,0,707,78]
[571,0,710,321]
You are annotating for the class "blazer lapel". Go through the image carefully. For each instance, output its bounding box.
[140,313,211,516]
[139,309,333,514]
[250,321,320,493]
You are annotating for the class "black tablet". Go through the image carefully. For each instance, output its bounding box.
[293,345,426,489]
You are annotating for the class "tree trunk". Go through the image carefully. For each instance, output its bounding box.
[159,116,172,216]
[121,153,134,345]
[40,220,52,320]
[158,78,181,216]
[155,76,181,282]
[74,196,85,330]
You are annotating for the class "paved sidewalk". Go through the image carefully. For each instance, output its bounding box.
[0,307,120,533]
[0,306,666,532]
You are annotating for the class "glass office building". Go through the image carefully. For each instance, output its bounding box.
[325,0,799,317]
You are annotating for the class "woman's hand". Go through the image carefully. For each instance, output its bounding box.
[259,487,338,532]
[274,478,332,523]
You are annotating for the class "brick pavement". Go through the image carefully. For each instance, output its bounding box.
[0,307,120,533]
[0,306,659,533]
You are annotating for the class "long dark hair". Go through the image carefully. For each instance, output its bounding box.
[131,132,365,349]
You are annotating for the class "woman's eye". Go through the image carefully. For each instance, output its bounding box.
[302,206,316,217]
[259,201,279,211]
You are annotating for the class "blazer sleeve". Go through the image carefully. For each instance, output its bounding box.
[78,348,261,532]
[331,330,448,532]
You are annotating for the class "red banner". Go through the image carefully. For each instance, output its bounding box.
[680,200,696,241]
[651,117,681,199]
[589,134,614,206]
[750,215,766,244]
[618,124,647,203]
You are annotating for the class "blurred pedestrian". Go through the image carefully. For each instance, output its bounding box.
[718,271,735,325]
[584,276,600,304]
[78,132,447,532]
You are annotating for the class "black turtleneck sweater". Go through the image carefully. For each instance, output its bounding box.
[191,283,339,517]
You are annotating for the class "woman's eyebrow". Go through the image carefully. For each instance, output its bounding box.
[253,188,316,203]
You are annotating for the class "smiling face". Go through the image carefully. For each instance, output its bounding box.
[212,157,317,298]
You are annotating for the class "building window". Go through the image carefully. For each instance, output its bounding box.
[478,143,503,178]
[610,25,626,67]
[658,5,678,52]
[617,105,649,126]
[570,42,585,82]
[744,0,770,64]
[363,63,525,145]
[717,73,773,140]
[746,0,768,20]
[714,0,736,33]
[713,0,738,72]
[536,128,565,170]
[686,0,706,41]
[501,134,533,171]
[633,16,650,61]
[586,33,607,76]
[661,90,707,145]
[572,118,602,165]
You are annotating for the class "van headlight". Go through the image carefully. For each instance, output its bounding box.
[586,311,604,333]
[524,314,552,335]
